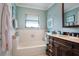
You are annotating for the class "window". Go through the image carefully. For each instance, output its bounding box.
[25,15,40,28]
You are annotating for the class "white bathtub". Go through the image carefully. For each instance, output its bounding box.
[13,29,47,56]
[16,44,46,56]
[14,38,46,56]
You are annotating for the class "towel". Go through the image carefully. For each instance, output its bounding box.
[1,3,12,52]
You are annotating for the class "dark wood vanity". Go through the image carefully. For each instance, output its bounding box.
[46,33,79,56]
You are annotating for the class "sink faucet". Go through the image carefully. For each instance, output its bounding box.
[71,33,74,36]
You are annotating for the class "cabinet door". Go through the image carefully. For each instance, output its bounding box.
[59,45,72,56]
[54,41,60,56]
[53,37,72,56]
[72,43,79,56]
[72,49,79,56]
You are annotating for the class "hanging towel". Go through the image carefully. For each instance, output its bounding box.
[1,3,12,52]
[0,4,3,39]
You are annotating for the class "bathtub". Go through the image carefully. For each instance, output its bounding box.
[13,29,47,56]
[14,37,46,56]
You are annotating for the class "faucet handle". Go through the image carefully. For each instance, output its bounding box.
[77,34,79,38]
[67,32,70,36]
[72,33,74,36]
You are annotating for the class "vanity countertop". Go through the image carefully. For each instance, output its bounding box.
[46,33,79,43]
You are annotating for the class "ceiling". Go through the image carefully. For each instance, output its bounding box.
[64,3,79,12]
[16,3,54,10]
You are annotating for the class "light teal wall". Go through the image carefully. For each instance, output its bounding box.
[12,3,16,18]
[47,3,79,33]
[47,3,62,32]
[16,6,47,29]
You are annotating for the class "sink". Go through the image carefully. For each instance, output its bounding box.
[58,35,77,40]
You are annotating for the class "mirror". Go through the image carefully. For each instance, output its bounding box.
[62,3,79,27]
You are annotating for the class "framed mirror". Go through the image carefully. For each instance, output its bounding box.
[62,3,79,27]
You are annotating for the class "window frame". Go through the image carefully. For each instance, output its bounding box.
[25,14,40,28]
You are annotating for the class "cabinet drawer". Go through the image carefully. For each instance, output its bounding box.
[53,37,72,48]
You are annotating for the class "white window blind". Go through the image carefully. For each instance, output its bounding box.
[25,15,40,28]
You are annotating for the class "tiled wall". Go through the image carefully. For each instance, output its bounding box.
[17,29,46,47]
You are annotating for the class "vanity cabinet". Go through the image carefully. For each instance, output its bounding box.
[46,44,55,56]
[46,35,79,56]
[72,43,79,56]
[53,37,72,56]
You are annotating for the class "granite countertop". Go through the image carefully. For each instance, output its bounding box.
[46,33,79,43]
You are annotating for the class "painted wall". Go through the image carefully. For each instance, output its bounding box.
[47,3,62,33]
[16,6,47,29]
[47,3,79,33]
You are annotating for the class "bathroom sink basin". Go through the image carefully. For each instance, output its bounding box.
[57,35,78,40]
